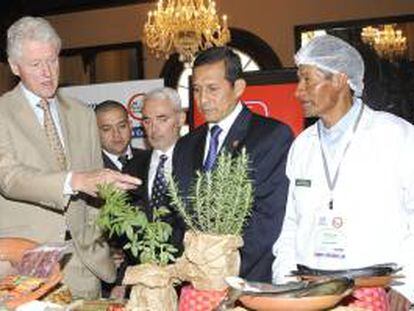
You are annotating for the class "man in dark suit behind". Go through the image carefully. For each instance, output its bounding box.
[95,100,150,297]
[140,87,186,253]
[95,100,150,204]
[173,47,294,283]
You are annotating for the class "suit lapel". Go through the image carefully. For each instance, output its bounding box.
[102,152,119,171]
[221,105,252,155]
[141,151,151,203]
[12,87,57,164]
[125,148,151,208]
[56,95,73,169]
[194,125,208,171]
[196,106,251,169]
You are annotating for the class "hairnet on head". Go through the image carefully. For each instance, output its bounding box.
[295,35,365,97]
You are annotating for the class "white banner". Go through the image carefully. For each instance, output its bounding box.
[60,79,164,148]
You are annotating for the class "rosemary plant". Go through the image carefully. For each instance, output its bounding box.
[169,148,253,235]
[97,184,177,266]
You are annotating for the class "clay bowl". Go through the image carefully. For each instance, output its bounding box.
[239,289,352,311]
[0,237,63,309]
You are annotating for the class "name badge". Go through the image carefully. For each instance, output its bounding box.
[314,212,347,261]
[295,179,311,187]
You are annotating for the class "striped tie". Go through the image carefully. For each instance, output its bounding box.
[203,125,222,171]
[39,99,67,171]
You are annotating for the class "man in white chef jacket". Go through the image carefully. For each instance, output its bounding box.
[272,34,414,310]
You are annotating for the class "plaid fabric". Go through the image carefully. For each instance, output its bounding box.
[179,284,226,311]
[343,287,390,311]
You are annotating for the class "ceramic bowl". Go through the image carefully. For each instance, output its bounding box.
[239,289,352,311]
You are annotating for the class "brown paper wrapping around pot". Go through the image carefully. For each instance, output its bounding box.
[123,263,177,311]
[175,231,243,291]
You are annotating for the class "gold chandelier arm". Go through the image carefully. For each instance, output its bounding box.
[143,0,231,63]
[361,24,408,61]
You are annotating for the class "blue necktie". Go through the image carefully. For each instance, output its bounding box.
[203,125,222,171]
[150,154,168,209]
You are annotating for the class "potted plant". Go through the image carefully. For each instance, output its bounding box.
[168,149,254,291]
[97,185,178,311]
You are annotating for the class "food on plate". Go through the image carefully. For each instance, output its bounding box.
[0,275,45,304]
[0,261,17,279]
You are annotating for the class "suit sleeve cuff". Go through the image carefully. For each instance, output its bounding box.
[64,171,78,196]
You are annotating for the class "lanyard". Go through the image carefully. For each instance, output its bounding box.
[318,104,364,210]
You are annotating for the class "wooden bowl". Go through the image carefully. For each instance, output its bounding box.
[0,237,63,310]
[239,290,352,311]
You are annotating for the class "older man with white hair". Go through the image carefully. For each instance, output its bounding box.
[272,35,414,310]
[0,16,140,298]
[140,87,186,251]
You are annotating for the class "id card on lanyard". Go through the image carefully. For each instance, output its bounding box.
[314,207,347,260]
[318,104,364,210]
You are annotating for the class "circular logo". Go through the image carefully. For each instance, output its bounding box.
[127,93,146,121]
[332,217,343,229]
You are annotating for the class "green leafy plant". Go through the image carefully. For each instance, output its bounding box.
[96,184,177,266]
[168,148,254,235]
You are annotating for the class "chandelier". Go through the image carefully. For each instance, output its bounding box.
[361,24,407,61]
[143,0,231,64]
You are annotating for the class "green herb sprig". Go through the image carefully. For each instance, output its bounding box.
[168,148,253,235]
[97,184,177,266]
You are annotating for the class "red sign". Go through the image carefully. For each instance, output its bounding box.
[191,82,304,136]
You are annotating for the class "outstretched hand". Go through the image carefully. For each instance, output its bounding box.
[71,168,141,197]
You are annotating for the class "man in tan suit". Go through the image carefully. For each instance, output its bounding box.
[0,16,140,298]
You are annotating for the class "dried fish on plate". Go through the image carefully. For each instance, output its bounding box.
[225,276,353,298]
[225,276,308,296]
[292,263,401,278]
[294,278,354,297]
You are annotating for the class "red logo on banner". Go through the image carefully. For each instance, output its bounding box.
[244,100,269,117]
[127,93,145,121]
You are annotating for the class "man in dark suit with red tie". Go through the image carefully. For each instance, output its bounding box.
[173,47,294,283]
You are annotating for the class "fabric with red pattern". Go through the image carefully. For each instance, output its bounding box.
[342,287,390,311]
[178,284,226,311]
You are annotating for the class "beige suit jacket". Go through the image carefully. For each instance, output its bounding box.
[0,85,116,283]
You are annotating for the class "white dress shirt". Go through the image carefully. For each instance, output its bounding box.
[103,146,133,171]
[318,98,362,175]
[148,145,174,198]
[21,83,73,195]
[203,102,243,163]
[21,83,65,145]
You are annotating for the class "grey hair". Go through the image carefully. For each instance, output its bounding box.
[7,16,61,61]
[143,87,182,111]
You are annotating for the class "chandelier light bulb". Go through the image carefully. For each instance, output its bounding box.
[361,24,408,61]
[143,0,231,64]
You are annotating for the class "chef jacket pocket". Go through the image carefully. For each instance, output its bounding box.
[293,183,320,214]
